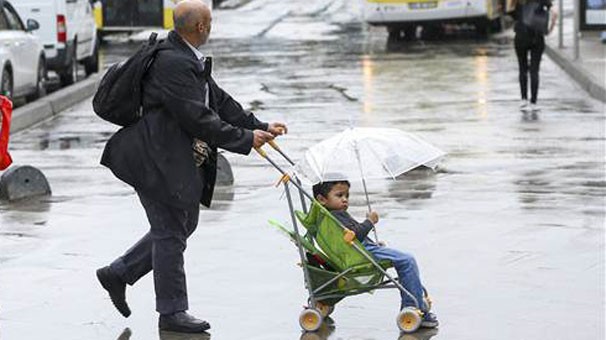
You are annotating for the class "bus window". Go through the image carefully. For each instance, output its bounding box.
[103,0,162,27]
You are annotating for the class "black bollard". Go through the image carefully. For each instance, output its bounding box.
[0,165,51,201]
[215,152,234,186]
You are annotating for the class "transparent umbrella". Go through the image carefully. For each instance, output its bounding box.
[296,127,446,241]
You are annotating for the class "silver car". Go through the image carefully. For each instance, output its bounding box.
[0,0,46,101]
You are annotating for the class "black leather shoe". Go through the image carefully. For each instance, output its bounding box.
[159,312,211,333]
[96,266,131,317]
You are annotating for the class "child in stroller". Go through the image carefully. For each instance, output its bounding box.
[312,179,438,329]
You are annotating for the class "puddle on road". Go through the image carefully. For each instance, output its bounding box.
[0,197,51,237]
[38,135,82,150]
[0,196,51,214]
[383,168,440,206]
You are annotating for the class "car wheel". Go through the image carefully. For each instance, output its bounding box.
[84,40,99,76]
[387,27,402,42]
[403,25,417,41]
[1,68,13,100]
[26,58,47,102]
[60,42,78,86]
[475,19,491,38]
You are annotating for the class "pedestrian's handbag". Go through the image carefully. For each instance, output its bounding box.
[522,1,549,35]
[0,95,13,170]
[93,33,167,126]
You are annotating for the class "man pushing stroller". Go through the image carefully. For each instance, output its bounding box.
[313,180,439,329]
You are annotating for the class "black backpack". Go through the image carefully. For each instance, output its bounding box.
[521,1,549,35]
[93,33,166,126]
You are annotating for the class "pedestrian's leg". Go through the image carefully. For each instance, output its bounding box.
[138,194,200,315]
[138,196,209,333]
[110,232,153,285]
[515,36,530,101]
[365,244,425,312]
[529,36,545,104]
[97,193,157,318]
[109,191,173,285]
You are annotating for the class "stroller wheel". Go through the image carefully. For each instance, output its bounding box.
[313,301,334,318]
[300,333,322,340]
[396,307,422,333]
[299,308,323,332]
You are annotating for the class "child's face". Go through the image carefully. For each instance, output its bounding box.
[318,183,350,211]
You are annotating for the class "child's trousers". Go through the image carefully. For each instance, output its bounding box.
[363,241,426,312]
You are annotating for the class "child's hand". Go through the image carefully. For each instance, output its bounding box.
[367,211,379,224]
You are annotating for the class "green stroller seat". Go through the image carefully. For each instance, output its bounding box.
[272,201,411,330]
[294,201,394,303]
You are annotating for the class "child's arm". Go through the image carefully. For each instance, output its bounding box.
[332,211,374,242]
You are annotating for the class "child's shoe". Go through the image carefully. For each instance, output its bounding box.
[421,311,439,328]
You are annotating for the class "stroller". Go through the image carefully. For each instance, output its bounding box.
[257,141,432,334]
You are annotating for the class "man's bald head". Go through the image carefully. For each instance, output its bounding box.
[173,0,212,47]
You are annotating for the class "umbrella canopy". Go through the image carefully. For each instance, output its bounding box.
[296,127,445,184]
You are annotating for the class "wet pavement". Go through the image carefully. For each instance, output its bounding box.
[1,0,604,339]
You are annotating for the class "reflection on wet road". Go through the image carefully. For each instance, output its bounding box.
[116,328,212,340]
[1,0,604,339]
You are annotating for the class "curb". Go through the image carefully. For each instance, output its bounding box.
[544,44,606,102]
[217,0,255,10]
[10,74,102,134]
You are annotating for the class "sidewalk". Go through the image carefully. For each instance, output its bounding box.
[544,11,606,102]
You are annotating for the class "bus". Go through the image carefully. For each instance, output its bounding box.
[362,0,514,39]
[93,0,214,34]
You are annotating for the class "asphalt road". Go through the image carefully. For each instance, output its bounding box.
[1,1,604,339]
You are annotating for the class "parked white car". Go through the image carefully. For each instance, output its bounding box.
[13,0,98,86]
[0,0,46,101]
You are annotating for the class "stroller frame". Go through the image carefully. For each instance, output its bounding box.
[256,142,425,333]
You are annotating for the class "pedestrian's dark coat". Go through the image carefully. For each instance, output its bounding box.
[101,31,267,209]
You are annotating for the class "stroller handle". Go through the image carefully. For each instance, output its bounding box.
[268,140,279,149]
[263,140,297,166]
[254,146,267,158]
[254,142,280,158]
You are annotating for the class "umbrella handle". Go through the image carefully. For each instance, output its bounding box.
[361,176,380,243]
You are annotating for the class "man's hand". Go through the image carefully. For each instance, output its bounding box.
[367,211,379,225]
[267,122,288,137]
[253,129,274,148]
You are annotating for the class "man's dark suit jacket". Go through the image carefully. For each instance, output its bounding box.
[101,31,268,209]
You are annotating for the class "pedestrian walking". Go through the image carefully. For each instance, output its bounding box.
[511,0,557,112]
[96,0,286,334]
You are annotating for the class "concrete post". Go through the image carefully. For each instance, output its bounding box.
[558,0,564,48]
[573,0,580,60]
[0,165,51,201]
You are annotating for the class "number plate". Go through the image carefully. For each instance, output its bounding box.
[408,2,438,9]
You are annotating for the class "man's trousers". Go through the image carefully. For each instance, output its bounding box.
[110,192,199,315]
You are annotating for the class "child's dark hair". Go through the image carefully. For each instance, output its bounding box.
[312,180,350,199]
